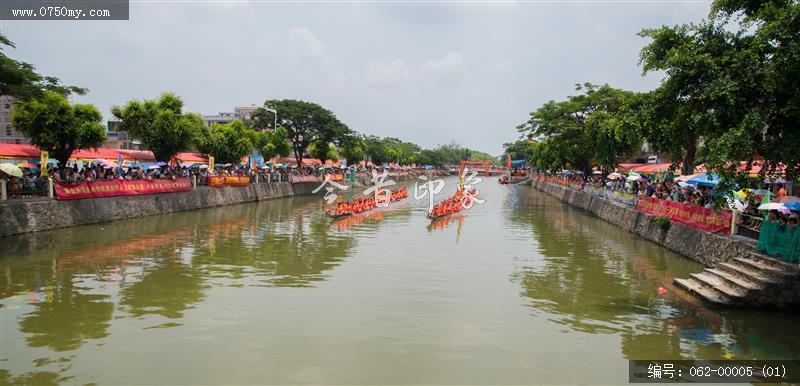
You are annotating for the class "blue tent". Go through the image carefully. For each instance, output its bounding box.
[511,160,526,165]
[687,173,722,188]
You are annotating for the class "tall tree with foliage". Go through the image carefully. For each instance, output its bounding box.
[194,120,256,165]
[586,98,642,172]
[518,83,634,174]
[11,91,106,165]
[112,93,204,163]
[637,22,744,176]
[250,107,275,131]
[699,0,800,182]
[503,140,537,162]
[0,34,86,99]
[338,133,366,165]
[255,127,291,160]
[263,99,348,166]
[309,141,339,164]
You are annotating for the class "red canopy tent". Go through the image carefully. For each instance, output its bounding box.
[0,144,207,163]
[277,157,324,165]
[0,144,40,159]
[629,163,673,174]
[617,163,644,172]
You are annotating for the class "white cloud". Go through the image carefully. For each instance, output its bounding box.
[422,52,465,74]
[288,27,323,58]
[366,59,411,87]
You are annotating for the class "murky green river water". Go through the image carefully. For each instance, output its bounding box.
[2,178,799,384]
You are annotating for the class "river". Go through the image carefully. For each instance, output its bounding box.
[2,177,799,384]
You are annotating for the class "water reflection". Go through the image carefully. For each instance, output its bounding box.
[0,195,360,382]
[190,199,359,288]
[19,274,113,352]
[120,251,205,319]
[3,182,800,385]
[506,186,800,360]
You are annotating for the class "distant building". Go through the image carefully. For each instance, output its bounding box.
[103,120,145,150]
[202,112,239,128]
[0,96,30,144]
[234,105,259,122]
[202,105,262,128]
[622,141,671,164]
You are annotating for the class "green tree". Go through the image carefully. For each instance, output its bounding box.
[586,99,642,172]
[255,127,291,160]
[338,133,366,165]
[112,93,204,163]
[469,150,498,164]
[503,140,537,162]
[637,22,741,176]
[11,91,105,165]
[700,0,800,181]
[263,99,349,166]
[517,83,634,174]
[0,34,86,99]
[250,107,275,131]
[308,140,338,164]
[364,135,391,165]
[195,120,255,165]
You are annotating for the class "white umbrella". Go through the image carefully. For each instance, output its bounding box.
[758,203,786,211]
[0,163,23,177]
[199,164,209,169]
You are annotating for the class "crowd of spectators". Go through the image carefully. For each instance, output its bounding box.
[1,161,430,200]
[538,170,798,241]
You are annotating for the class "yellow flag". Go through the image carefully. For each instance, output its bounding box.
[209,156,215,171]
[40,151,49,177]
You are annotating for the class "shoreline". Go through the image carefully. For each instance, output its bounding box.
[0,172,428,238]
[527,177,800,308]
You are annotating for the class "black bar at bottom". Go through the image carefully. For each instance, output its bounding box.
[629,360,799,383]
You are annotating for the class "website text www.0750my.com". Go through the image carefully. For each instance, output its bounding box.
[10,6,112,19]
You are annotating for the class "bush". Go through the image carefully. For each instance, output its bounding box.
[654,216,671,230]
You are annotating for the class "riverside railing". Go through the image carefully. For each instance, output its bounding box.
[1,170,419,202]
[535,174,740,236]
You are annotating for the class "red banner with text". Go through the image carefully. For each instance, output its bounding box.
[55,178,192,200]
[636,196,732,234]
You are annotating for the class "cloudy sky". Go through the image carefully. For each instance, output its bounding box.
[0,1,710,155]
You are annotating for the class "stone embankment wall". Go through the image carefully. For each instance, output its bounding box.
[529,178,755,267]
[0,182,296,237]
[0,173,427,238]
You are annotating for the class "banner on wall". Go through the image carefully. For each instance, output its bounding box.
[55,178,192,200]
[40,151,48,177]
[636,196,732,234]
[605,188,637,206]
[209,176,250,187]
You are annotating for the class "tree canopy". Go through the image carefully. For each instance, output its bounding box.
[255,127,291,160]
[0,33,86,99]
[263,99,350,165]
[517,83,639,174]
[503,140,537,162]
[194,120,256,165]
[12,91,106,165]
[112,93,205,163]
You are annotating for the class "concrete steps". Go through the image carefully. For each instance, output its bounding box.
[674,252,800,307]
[674,278,730,305]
